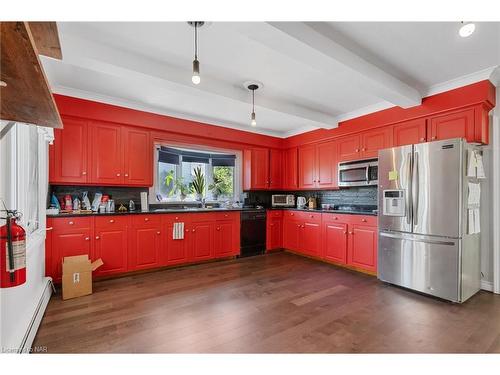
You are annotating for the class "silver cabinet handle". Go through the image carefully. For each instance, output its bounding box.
[125,173,129,177]
[82,171,87,175]
[192,229,196,232]
[144,218,149,221]
[46,227,53,231]
[361,218,367,222]
[95,236,100,240]
[412,152,419,226]
[405,152,412,225]
[109,219,114,223]
[116,173,121,177]
[157,231,161,235]
[69,221,74,225]
[85,237,90,241]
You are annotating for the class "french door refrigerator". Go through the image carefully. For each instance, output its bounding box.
[377,138,481,302]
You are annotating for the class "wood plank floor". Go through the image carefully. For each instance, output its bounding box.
[33,252,500,353]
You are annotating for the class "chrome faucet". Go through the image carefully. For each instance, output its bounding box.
[200,198,206,209]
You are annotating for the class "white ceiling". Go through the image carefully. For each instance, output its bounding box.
[42,22,500,137]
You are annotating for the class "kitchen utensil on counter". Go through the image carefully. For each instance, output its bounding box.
[321,204,331,210]
[118,204,127,212]
[308,197,317,209]
[140,192,148,212]
[106,200,115,212]
[129,200,136,211]
[297,196,306,208]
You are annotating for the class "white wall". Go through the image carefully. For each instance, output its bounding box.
[493,84,500,293]
[0,123,52,352]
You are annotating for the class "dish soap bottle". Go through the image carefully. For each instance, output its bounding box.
[129,200,136,211]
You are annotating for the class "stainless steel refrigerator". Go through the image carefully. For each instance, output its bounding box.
[377,138,481,302]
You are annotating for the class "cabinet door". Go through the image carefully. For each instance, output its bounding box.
[266,217,282,250]
[251,148,270,189]
[348,225,377,272]
[52,230,92,282]
[298,144,317,189]
[129,227,161,270]
[322,222,347,264]
[214,221,238,257]
[283,148,298,190]
[361,127,393,158]
[190,221,213,261]
[429,108,475,142]
[337,135,361,161]
[164,223,190,265]
[94,227,128,276]
[316,141,336,188]
[393,118,427,146]
[90,122,123,184]
[45,220,53,278]
[283,218,300,251]
[301,222,321,257]
[52,117,89,184]
[123,126,152,186]
[269,149,283,189]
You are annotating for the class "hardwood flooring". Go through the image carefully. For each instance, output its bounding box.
[33,252,500,353]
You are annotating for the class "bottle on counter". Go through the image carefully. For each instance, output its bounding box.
[129,200,136,211]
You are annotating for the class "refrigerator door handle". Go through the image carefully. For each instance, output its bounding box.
[412,151,419,226]
[379,231,456,246]
[405,152,413,225]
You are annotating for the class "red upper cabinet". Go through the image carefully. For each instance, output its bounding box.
[337,135,361,161]
[360,127,393,158]
[298,144,317,189]
[428,108,475,142]
[51,117,89,184]
[393,118,427,146]
[269,149,283,189]
[250,148,270,190]
[123,126,152,186]
[298,141,336,189]
[283,148,298,190]
[90,122,123,185]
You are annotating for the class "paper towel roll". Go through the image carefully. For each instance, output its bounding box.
[140,192,149,212]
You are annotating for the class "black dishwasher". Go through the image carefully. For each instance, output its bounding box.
[240,210,266,257]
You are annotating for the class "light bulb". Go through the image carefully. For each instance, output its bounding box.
[459,23,475,38]
[192,59,200,85]
[251,112,257,127]
[192,73,200,85]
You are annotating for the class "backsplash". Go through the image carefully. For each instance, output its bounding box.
[245,186,378,208]
[48,185,148,208]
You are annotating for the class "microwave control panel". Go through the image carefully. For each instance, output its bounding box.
[383,190,405,216]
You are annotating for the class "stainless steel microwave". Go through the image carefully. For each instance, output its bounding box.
[338,158,378,187]
[271,194,295,207]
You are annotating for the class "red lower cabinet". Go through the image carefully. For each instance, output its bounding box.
[322,221,348,264]
[94,217,128,276]
[348,224,377,272]
[283,216,300,251]
[129,215,162,271]
[214,218,240,258]
[301,221,321,257]
[266,210,283,251]
[190,219,214,262]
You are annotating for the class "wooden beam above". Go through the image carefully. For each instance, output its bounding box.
[28,22,62,60]
[0,22,62,128]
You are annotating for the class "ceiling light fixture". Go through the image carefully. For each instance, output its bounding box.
[248,84,259,127]
[188,21,204,85]
[459,22,475,38]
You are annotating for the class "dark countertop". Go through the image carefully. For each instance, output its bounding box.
[268,207,378,216]
[46,207,263,218]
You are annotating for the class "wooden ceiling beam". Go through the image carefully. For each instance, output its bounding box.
[28,22,62,60]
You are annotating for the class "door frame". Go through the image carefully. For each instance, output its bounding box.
[492,86,500,294]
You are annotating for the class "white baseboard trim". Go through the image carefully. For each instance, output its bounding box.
[18,277,53,353]
[481,280,494,292]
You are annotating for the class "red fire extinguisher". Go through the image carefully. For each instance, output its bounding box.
[1,208,26,288]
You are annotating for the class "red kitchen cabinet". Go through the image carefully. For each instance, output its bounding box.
[45,218,53,278]
[90,122,123,185]
[214,212,240,258]
[266,211,283,251]
[301,221,321,257]
[51,117,89,184]
[361,127,393,158]
[298,144,317,189]
[393,118,427,146]
[129,216,162,271]
[283,148,298,190]
[298,142,336,189]
[189,219,214,262]
[164,222,190,265]
[337,135,361,162]
[269,149,283,189]
[348,224,377,272]
[123,126,152,186]
[322,221,348,264]
[94,217,128,276]
[283,214,300,251]
[250,148,270,189]
[428,108,475,142]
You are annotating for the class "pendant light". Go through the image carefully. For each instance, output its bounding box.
[459,22,475,38]
[248,84,259,127]
[188,21,204,84]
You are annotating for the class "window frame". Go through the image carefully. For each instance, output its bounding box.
[150,143,242,205]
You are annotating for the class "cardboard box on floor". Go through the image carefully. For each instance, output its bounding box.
[62,255,103,300]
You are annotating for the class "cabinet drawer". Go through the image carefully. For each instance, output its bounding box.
[95,215,129,229]
[132,214,162,227]
[161,213,191,224]
[300,211,321,223]
[350,215,377,227]
[267,210,283,218]
[214,211,239,221]
[52,217,92,231]
[322,213,350,223]
[284,210,300,219]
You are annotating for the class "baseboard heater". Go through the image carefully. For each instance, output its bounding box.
[17,277,53,353]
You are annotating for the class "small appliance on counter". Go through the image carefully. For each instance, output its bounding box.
[271,194,295,207]
[296,196,306,208]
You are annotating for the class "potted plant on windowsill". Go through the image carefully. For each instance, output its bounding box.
[164,171,190,201]
[190,166,205,201]
[208,169,232,201]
